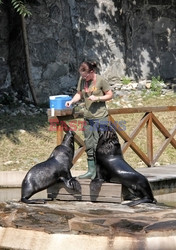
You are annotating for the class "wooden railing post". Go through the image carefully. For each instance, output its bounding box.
[56,122,64,145]
[146,112,153,167]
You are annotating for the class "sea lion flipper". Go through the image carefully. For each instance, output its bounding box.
[21,197,46,204]
[60,177,81,193]
[90,178,104,192]
[124,197,157,207]
[70,178,81,193]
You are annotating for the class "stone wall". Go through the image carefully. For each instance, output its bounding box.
[121,0,176,81]
[0,2,29,99]
[0,4,11,90]
[0,0,175,103]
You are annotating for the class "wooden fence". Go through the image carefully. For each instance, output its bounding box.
[48,106,176,167]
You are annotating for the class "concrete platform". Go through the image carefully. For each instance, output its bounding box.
[137,164,176,195]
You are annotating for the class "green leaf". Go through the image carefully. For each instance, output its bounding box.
[17,6,21,12]
[13,3,20,8]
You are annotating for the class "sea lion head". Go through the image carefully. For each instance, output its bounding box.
[97,128,122,156]
[62,130,75,149]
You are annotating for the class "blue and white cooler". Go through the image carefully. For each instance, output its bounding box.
[49,95,72,116]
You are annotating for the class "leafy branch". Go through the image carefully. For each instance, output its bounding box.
[0,0,32,17]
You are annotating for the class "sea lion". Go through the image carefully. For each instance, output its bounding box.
[91,128,156,206]
[21,130,81,204]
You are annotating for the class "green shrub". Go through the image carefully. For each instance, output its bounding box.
[151,76,164,94]
[122,77,131,85]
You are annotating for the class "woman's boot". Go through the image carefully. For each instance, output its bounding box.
[78,159,96,179]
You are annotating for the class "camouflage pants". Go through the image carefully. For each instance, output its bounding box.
[83,116,109,160]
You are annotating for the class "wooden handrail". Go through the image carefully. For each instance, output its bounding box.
[47,105,176,167]
[108,106,176,115]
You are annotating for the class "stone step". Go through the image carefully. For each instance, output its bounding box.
[47,179,122,203]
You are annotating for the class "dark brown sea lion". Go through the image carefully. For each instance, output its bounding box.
[21,130,81,204]
[91,129,156,206]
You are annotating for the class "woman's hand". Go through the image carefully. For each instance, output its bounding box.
[65,101,73,107]
[88,95,99,102]
[88,89,113,102]
[65,92,82,107]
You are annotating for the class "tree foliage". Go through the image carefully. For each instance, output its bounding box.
[0,0,32,16]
